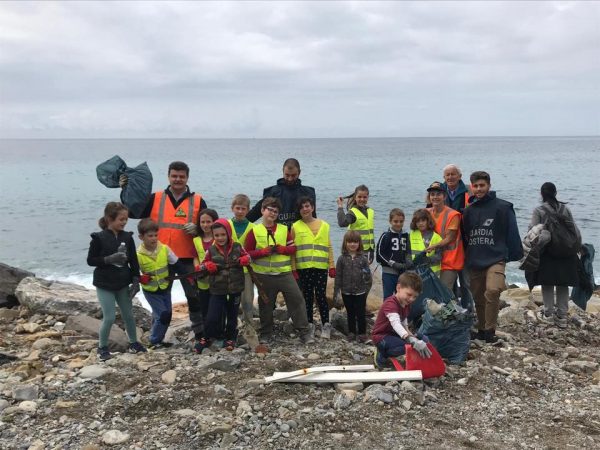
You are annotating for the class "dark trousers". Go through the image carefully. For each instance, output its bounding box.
[180,258,205,339]
[377,333,429,358]
[298,268,329,324]
[205,293,240,341]
[342,293,367,335]
[382,272,400,300]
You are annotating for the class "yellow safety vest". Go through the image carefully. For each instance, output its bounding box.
[228,219,254,274]
[409,230,442,274]
[349,207,375,251]
[192,237,210,290]
[137,244,170,292]
[251,224,292,274]
[292,219,330,270]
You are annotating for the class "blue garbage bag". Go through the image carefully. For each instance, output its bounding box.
[408,264,454,322]
[408,263,474,364]
[96,155,153,218]
[571,243,596,310]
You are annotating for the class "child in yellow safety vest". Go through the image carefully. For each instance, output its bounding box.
[136,219,189,349]
[337,184,375,264]
[191,208,219,353]
[409,209,443,275]
[291,196,336,340]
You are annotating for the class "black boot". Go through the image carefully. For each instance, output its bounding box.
[484,329,499,344]
[470,329,484,340]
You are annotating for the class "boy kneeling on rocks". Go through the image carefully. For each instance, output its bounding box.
[372,272,432,369]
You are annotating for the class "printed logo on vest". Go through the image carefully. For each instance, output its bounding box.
[483,219,494,227]
[175,208,187,217]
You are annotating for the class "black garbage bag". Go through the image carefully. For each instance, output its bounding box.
[96,155,153,218]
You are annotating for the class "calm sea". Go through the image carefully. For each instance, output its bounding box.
[1,137,598,301]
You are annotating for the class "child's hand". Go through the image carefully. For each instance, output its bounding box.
[328,268,336,278]
[204,261,218,274]
[139,274,151,285]
[238,255,251,267]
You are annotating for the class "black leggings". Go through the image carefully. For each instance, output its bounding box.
[298,268,329,324]
[342,293,367,334]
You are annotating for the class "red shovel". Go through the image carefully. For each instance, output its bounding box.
[390,343,446,379]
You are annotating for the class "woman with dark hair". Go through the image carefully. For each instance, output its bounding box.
[529,182,581,328]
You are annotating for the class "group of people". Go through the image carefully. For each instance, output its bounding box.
[87,158,581,367]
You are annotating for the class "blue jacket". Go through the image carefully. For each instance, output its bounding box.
[376,228,411,275]
[462,192,523,270]
[442,179,470,213]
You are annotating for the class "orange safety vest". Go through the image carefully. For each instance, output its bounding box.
[428,206,464,271]
[150,191,202,258]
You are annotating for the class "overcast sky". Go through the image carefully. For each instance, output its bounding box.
[1,1,598,138]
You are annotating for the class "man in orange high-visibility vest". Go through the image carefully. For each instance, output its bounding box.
[120,161,207,346]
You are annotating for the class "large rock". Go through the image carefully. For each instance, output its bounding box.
[15,277,151,329]
[0,262,34,308]
[64,315,129,352]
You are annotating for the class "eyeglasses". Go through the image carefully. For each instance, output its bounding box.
[265,206,279,214]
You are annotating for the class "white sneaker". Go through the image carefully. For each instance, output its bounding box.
[321,323,331,339]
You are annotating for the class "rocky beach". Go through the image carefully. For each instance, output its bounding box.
[1,263,600,449]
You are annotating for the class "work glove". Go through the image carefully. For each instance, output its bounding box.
[408,336,432,359]
[391,262,406,272]
[119,174,128,188]
[129,278,140,300]
[292,270,299,281]
[182,222,198,236]
[275,244,292,255]
[204,261,218,274]
[256,247,273,258]
[104,252,128,266]
[328,268,336,279]
[368,249,374,265]
[139,274,151,285]
[238,255,251,267]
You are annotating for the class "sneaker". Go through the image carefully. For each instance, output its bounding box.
[194,338,210,354]
[321,323,331,340]
[223,340,236,351]
[128,342,147,353]
[97,346,112,361]
[357,334,369,344]
[300,331,315,344]
[373,347,387,370]
[148,341,174,350]
[308,322,316,339]
[554,316,568,329]
[347,332,356,342]
[535,310,554,325]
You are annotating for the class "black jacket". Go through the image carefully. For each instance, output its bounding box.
[247,178,316,228]
[462,192,523,270]
[87,230,140,290]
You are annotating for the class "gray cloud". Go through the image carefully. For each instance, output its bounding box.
[0,1,598,137]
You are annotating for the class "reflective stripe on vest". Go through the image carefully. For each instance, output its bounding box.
[251,224,292,273]
[137,245,170,292]
[292,220,330,270]
[349,207,375,250]
[150,191,202,258]
[193,236,210,290]
[428,206,465,271]
[409,230,442,274]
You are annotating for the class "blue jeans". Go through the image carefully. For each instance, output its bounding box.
[142,290,172,345]
[376,333,429,359]
[206,293,241,341]
[382,272,400,299]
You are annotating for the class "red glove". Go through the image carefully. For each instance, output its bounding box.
[292,270,299,281]
[257,247,272,258]
[328,268,336,279]
[276,245,294,255]
[195,264,201,272]
[139,274,151,285]
[204,261,218,274]
[239,255,251,266]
